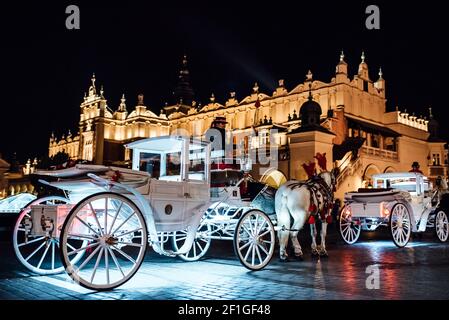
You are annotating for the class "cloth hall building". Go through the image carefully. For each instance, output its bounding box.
[48,53,448,200]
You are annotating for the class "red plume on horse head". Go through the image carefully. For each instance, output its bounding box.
[302,162,316,179]
[314,152,327,171]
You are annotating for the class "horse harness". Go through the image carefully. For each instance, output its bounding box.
[289,176,334,225]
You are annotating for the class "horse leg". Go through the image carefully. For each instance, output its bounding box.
[289,210,306,260]
[310,222,319,256]
[319,222,329,257]
[277,199,291,262]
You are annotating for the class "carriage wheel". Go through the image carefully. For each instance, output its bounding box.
[171,215,212,261]
[339,206,361,245]
[435,210,449,242]
[13,196,86,275]
[234,209,275,271]
[390,203,411,248]
[60,192,148,291]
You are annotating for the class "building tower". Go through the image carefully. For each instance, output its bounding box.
[173,55,195,106]
[287,81,335,180]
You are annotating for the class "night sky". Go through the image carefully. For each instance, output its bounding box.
[1,1,448,163]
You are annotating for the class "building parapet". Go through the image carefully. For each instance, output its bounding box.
[361,145,399,161]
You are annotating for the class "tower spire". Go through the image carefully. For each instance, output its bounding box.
[340,50,345,62]
[358,51,370,80]
[173,54,195,106]
[88,73,97,96]
[118,94,127,112]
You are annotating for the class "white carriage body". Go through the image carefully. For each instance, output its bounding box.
[15,136,276,286]
[343,172,438,237]
[34,136,212,234]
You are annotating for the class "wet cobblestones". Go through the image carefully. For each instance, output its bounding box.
[0,230,448,300]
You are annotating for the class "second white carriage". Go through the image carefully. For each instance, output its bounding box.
[339,172,449,247]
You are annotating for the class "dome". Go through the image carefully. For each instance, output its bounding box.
[299,94,322,128]
[300,98,322,116]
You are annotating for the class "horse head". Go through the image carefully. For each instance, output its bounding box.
[436,176,449,193]
[318,167,339,193]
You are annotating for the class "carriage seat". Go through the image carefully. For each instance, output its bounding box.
[109,167,150,189]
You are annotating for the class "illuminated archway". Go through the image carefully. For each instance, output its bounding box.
[363,164,381,188]
[384,166,396,173]
[260,168,287,188]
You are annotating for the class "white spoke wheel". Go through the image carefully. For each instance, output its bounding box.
[339,206,361,245]
[12,195,85,275]
[172,216,212,261]
[435,210,449,242]
[60,192,148,291]
[234,210,275,271]
[390,203,411,248]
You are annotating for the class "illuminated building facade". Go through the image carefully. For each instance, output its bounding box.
[49,53,448,200]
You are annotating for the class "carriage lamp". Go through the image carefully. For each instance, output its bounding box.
[380,203,390,218]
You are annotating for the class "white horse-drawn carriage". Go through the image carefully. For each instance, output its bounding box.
[12,136,276,290]
[339,172,449,247]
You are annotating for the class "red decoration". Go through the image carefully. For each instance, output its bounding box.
[255,98,261,108]
[326,215,333,224]
[111,171,121,182]
[302,162,316,179]
[314,152,327,171]
[308,215,316,224]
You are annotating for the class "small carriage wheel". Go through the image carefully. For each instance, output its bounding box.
[435,210,449,242]
[233,209,275,271]
[390,203,411,248]
[339,205,361,245]
[60,192,148,291]
[12,196,86,275]
[171,214,212,261]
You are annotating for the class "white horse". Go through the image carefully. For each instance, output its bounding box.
[275,170,337,261]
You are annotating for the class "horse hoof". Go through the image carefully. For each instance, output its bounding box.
[311,250,319,257]
[279,257,290,263]
[319,251,329,258]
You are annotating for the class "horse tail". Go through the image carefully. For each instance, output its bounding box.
[275,185,292,223]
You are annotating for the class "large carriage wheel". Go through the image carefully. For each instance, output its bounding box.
[13,196,86,275]
[60,192,148,291]
[435,209,449,242]
[171,215,212,261]
[390,203,412,248]
[339,205,361,245]
[233,209,275,271]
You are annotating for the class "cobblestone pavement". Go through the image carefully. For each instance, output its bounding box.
[1,228,448,300]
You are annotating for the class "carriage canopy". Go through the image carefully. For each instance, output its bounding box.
[372,172,430,195]
[126,136,211,183]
